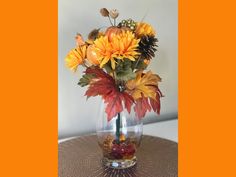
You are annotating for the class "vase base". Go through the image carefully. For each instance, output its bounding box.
[102,156,137,169]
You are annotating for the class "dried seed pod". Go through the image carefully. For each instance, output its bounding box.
[100,8,109,17]
[109,9,119,19]
[75,33,85,46]
[88,28,100,41]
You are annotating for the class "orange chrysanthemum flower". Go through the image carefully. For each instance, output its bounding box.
[93,31,140,69]
[135,22,156,37]
[111,31,140,60]
[65,45,87,72]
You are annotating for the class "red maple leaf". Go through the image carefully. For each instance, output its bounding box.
[134,96,151,119]
[121,92,134,114]
[84,67,134,121]
[150,88,163,115]
[134,88,163,119]
[104,91,123,121]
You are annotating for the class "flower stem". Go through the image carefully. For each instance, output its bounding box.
[82,62,89,68]
[133,56,142,71]
[115,85,123,144]
[108,16,114,26]
[116,112,121,143]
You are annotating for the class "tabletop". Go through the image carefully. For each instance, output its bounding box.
[59,134,178,177]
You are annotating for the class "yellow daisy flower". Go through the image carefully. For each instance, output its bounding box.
[65,45,87,72]
[135,22,156,37]
[93,31,140,69]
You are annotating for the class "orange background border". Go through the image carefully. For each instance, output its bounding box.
[0,0,58,176]
[0,0,236,176]
[179,0,236,176]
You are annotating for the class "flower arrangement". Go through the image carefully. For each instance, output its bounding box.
[65,8,163,122]
[65,8,163,167]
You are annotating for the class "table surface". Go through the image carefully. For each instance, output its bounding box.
[59,134,178,177]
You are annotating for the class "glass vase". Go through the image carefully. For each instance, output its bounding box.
[96,102,143,169]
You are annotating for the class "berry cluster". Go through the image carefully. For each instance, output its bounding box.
[118,19,136,30]
[102,135,137,160]
[110,139,136,160]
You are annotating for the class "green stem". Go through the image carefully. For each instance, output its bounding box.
[115,84,123,144]
[116,112,121,143]
[133,56,142,71]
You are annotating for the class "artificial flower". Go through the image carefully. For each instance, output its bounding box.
[93,31,140,69]
[65,8,163,122]
[93,36,113,68]
[135,22,156,37]
[65,45,87,72]
[111,31,140,61]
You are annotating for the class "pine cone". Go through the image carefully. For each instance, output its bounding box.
[138,35,158,59]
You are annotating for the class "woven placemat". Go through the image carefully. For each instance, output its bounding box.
[59,135,178,177]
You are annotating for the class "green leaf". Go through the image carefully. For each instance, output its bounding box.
[116,68,136,81]
[115,59,136,81]
[103,62,113,74]
[136,61,148,70]
[78,74,95,87]
[132,58,148,70]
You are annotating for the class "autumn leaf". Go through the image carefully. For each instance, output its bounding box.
[78,74,95,87]
[126,71,162,100]
[150,87,163,115]
[134,88,162,119]
[84,67,134,121]
[82,67,162,120]
[85,67,115,97]
[115,59,136,81]
[126,71,163,119]
[121,92,134,114]
[103,90,123,121]
[134,96,151,119]
[103,91,134,121]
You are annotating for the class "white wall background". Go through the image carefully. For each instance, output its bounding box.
[58,0,178,139]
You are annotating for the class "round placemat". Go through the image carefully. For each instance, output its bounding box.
[59,135,178,177]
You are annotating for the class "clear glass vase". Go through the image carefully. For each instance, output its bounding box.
[96,102,143,169]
